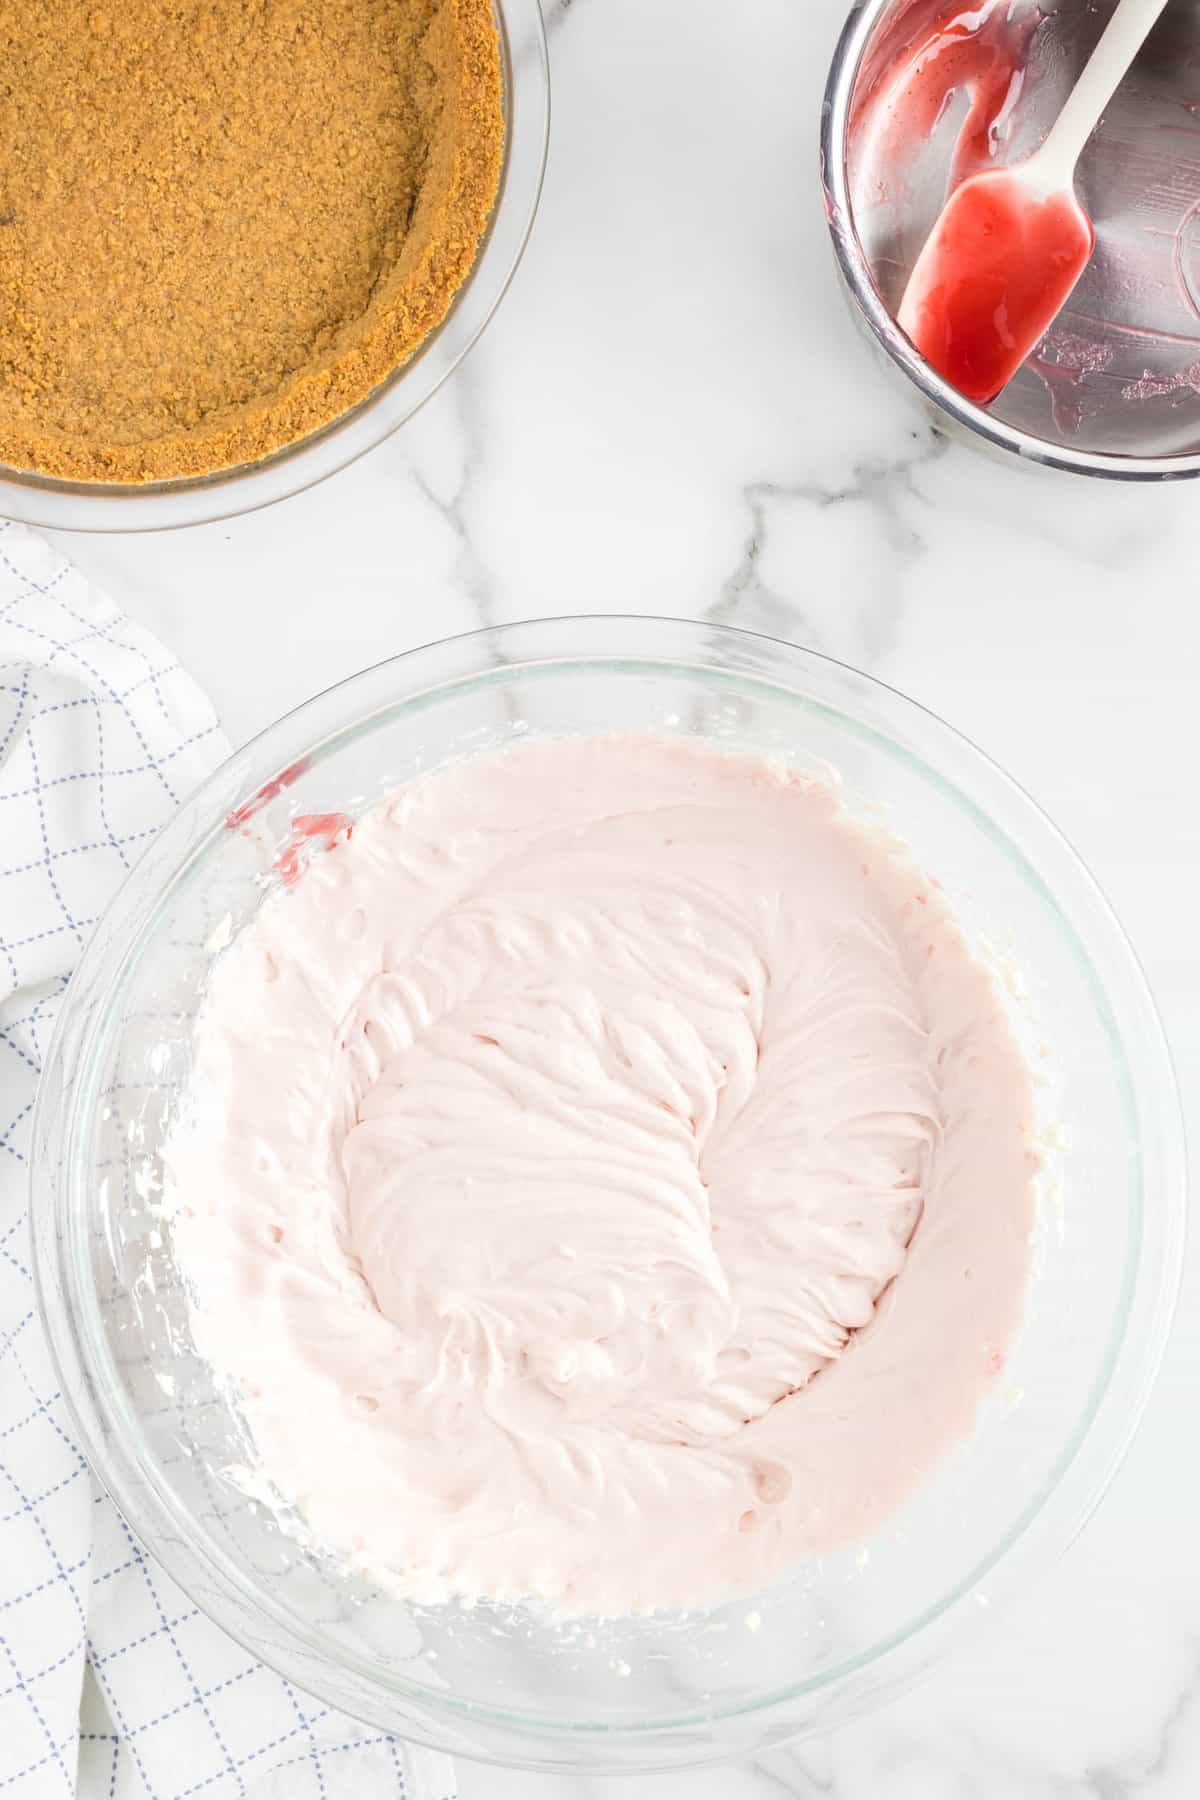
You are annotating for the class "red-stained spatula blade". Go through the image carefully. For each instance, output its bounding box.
[897,169,1096,406]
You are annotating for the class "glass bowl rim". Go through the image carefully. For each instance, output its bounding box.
[31,615,1187,1759]
[820,0,1200,483]
[0,0,550,534]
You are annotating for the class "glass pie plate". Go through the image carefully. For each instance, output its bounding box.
[0,0,548,534]
[30,617,1185,1773]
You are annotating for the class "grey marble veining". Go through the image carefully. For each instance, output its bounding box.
[405,364,502,632]
[707,425,950,669]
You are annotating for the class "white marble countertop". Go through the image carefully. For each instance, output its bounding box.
[45,1,1199,1793]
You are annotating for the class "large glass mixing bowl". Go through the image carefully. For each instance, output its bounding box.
[0,0,548,533]
[30,618,1185,1772]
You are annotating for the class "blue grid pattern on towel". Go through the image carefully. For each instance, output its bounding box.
[0,522,456,1800]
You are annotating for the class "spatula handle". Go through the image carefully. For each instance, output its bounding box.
[1042,0,1171,178]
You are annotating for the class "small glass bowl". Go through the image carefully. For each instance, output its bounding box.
[822,0,1200,480]
[0,0,548,533]
[31,618,1185,1772]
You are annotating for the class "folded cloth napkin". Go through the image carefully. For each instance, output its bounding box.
[0,521,458,1800]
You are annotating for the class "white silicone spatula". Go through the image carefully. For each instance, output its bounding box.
[898,0,1171,405]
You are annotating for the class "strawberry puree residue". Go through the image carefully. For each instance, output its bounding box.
[1029,328,1116,433]
[274,813,355,886]
[226,759,312,831]
[225,762,353,887]
[852,0,1041,202]
[1121,357,1200,400]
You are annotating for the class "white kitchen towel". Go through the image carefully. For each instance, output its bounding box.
[0,520,457,1800]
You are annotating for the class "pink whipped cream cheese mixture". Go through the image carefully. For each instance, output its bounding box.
[168,735,1039,1616]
